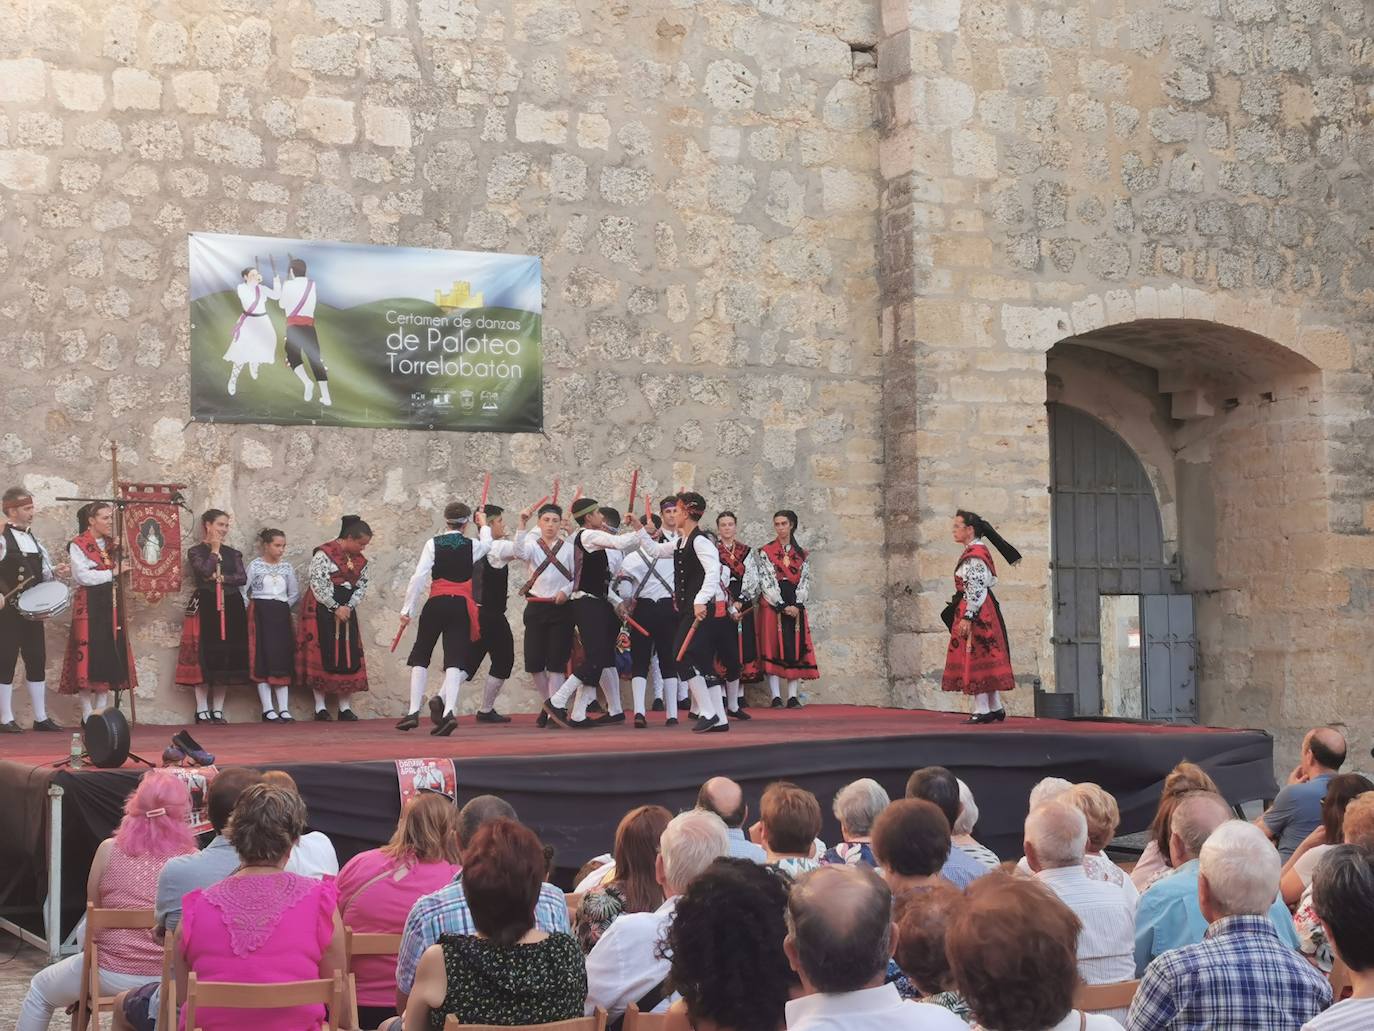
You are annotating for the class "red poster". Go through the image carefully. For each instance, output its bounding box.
[395,757,457,807]
[121,482,185,602]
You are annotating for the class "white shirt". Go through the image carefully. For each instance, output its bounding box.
[237,280,279,313]
[275,275,317,319]
[584,896,678,1019]
[1035,865,1136,987]
[285,831,339,879]
[615,547,675,603]
[1302,998,1374,1030]
[640,529,724,606]
[400,527,493,616]
[513,532,574,599]
[3,526,55,580]
[785,983,967,1031]
[69,539,114,585]
[245,558,300,605]
[1041,1010,1125,1031]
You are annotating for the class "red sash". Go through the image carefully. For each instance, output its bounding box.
[430,580,481,641]
[70,531,113,570]
[718,541,748,578]
[287,279,315,325]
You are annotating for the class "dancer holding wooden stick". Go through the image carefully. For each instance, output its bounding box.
[752,510,819,708]
[298,515,372,721]
[58,502,137,722]
[174,509,250,723]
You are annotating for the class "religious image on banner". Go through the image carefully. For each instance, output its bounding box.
[121,482,185,603]
[187,231,543,433]
[396,757,457,807]
[163,765,218,835]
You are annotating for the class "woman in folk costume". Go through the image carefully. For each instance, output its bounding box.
[750,509,819,708]
[716,511,762,687]
[59,503,137,722]
[941,509,1021,723]
[246,528,300,723]
[175,509,251,724]
[298,516,372,721]
[223,266,280,397]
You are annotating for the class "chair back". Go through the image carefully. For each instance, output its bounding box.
[1074,979,1140,1011]
[159,932,177,1030]
[183,971,345,1031]
[444,1009,607,1030]
[344,927,405,1020]
[73,902,157,1030]
[624,1003,692,1030]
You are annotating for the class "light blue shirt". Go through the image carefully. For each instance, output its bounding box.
[940,843,991,888]
[155,834,241,932]
[1133,858,1299,976]
[725,827,767,863]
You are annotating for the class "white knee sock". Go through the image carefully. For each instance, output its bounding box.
[318,380,332,406]
[210,687,226,713]
[312,689,327,712]
[0,683,13,724]
[532,670,550,699]
[988,690,1003,711]
[687,676,712,719]
[26,681,47,721]
[95,691,109,711]
[600,668,622,716]
[338,694,353,712]
[679,679,689,703]
[480,675,504,712]
[79,691,93,720]
[786,679,800,701]
[273,685,290,711]
[726,679,741,714]
[632,676,647,715]
[571,682,597,721]
[768,674,781,699]
[712,683,729,726]
[408,667,427,714]
[439,668,465,716]
[227,363,242,395]
[249,362,260,379]
[663,678,679,718]
[551,675,581,709]
[194,685,210,713]
[294,364,314,401]
[256,683,274,713]
[973,692,991,715]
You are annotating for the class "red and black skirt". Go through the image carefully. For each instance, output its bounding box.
[941,591,1015,695]
[175,587,250,687]
[296,586,368,695]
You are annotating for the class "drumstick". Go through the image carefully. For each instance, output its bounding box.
[676,615,703,662]
[2,576,35,604]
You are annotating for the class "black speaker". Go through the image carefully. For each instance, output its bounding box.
[84,708,132,768]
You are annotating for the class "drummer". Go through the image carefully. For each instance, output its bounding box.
[0,488,67,733]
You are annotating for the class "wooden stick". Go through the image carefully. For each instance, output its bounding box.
[551,479,559,506]
[627,469,639,514]
[676,616,704,662]
[479,472,491,511]
[390,622,406,653]
[623,612,650,636]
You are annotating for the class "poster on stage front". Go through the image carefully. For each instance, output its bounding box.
[188,232,542,433]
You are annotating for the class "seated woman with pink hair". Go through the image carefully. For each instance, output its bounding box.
[17,770,197,1031]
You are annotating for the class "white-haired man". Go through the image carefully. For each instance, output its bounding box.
[1024,802,1135,996]
[1127,821,1331,1031]
[823,778,890,867]
[584,808,729,1020]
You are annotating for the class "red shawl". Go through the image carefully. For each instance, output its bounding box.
[761,539,806,585]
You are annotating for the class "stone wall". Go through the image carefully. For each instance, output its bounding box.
[0,0,887,721]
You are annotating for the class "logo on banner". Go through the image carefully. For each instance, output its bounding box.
[396,757,457,808]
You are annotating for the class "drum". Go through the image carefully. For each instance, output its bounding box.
[16,581,72,621]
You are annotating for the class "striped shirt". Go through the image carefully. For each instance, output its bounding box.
[1302,999,1374,1029]
[1036,866,1137,985]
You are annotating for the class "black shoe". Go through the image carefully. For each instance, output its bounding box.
[396,711,421,731]
[338,709,359,722]
[476,708,512,724]
[728,707,752,721]
[1,720,22,734]
[195,711,212,724]
[536,710,550,728]
[431,714,458,736]
[33,717,63,732]
[964,712,991,724]
[211,710,227,724]
[172,730,214,766]
[634,714,647,728]
[278,711,295,723]
[651,699,665,712]
[262,711,280,722]
[688,711,699,721]
[770,697,784,708]
[428,695,445,727]
[542,701,574,729]
[591,712,626,725]
[706,722,730,733]
[989,708,1006,722]
[314,709,332,721]
[692,715,718,734]
[587,700,604,714]
[786,697,802,709]
[666,717,679,726]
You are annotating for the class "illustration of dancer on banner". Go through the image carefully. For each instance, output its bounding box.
[223,264,280,397]
[274,256,333,407]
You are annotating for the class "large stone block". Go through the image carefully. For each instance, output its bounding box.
[300,96,357,145]
[0,59,47,104]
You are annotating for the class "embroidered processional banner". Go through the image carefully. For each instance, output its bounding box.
[121,482,184,602]
[187,231,543,433]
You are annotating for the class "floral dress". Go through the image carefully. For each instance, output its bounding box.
[430,932,586,1028]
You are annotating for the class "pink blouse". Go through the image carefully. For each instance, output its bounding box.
[99,842,194,975]
[179,872,338,1031]
[336,849,459,1008]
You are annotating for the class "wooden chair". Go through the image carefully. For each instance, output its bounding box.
[444,1009,607,1030]
[183,971,346,1031]
[343,928,404,1021]
[159,932,178,1031]
[72,902,157,1030]
[623,1003,692,1030]
[1074,979,1140,1012]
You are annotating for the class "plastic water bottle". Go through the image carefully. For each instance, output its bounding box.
[69,733,83,769]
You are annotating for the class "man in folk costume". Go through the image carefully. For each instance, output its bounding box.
[298,515,372,721]
[465,503,520,725]
[512,502,575,727]
[541,498,644,729]
[59,502,137,721]
[274,258,332,406]
[940,508,1020,723]
[716,510,762,696]
[635,491,739,734]
[751,509,819,708]
[395,502,493,737]
[223,266,280,397]
[649,496,685,713]
[0,488,66,732]
[613,512,681,728]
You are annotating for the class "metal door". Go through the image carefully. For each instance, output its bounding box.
[1049,404,1184,716]
[1143,594,1198,722]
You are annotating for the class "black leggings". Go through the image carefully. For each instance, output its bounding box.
[286,323,328,380]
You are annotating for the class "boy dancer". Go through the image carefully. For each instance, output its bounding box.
[466,504,520,724]
[513,502,575,726]
[614,513,680,728]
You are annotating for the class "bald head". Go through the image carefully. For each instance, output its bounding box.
[1169,791,1230,864]
[1305,727,1346,773]
[697,776,747,829]
[786,865,893,993]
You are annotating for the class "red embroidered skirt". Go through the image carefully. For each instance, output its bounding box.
[941,592,1015,695]
[755,604,819,680]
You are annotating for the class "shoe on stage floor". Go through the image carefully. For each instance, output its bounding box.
[666,717,679,727]
[172,730,214,767]
[770,697,783,709]
[989,708,1006,722]
[592,712,626,726]
[542,701,574,729]
[729,708,752,721]
[431,714,458,736]
[210,711,228,724]
[195,711,212,724]
[706,722,729,733]
[33,718,63,732]
[314,709,332,721]
[278,711,295,722]
[634,714,648,728]
[396,711,421,731]
[476,709,512,724]
[586,700,604,714]
[964,712,991,724]
[536,710,550,728]
[691,715,718,734]
[651,699,665,712]
[262,711,280,723]
[1,720,22,734]
[338,709,359,722]
[786,697,802,709]
[428,695,445,727]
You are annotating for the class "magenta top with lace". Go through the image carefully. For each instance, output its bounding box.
[179,872,338,1031]
[99,842,193,975]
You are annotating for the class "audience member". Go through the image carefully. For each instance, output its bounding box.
[1132,762,1220,891]
[1302,845,1374,1030]
[19,771,197,1031]
[1280,772,1372,905]
[1296,791,1374,973]
[1127,821,1331,1031]
[1259,726,1347,860]
[395,795,569,1013]
[953,778,1000,869]
[395,819,584,1028]
[758,781,824,878]
[175,783,350,1031]
[871,799,952,897]
[1030,776,1075,810]
[1024,801,1134,1023]
[821,778,888,867]
[892,882,971,1019]
[337,792,462,1030]
[906,766,989,887]
[574,804,672,952]
[661,857,798,1031]
[1067,782,1138,907]
[1134,791,1296,975]
[113,766,262,1031]
[697,776,767,863]
[783,865,965,1030]
[948,872,1125,1030]
[260,770,340,877]
[585,809,729,1020]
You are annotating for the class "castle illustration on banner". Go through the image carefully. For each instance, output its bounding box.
[435,279,484,310]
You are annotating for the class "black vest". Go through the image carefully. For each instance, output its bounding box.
[432,534,473,584]
[0,526,45,592]
[574,530,611,597]
[673,529,706,611]
[472,556,508,613]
